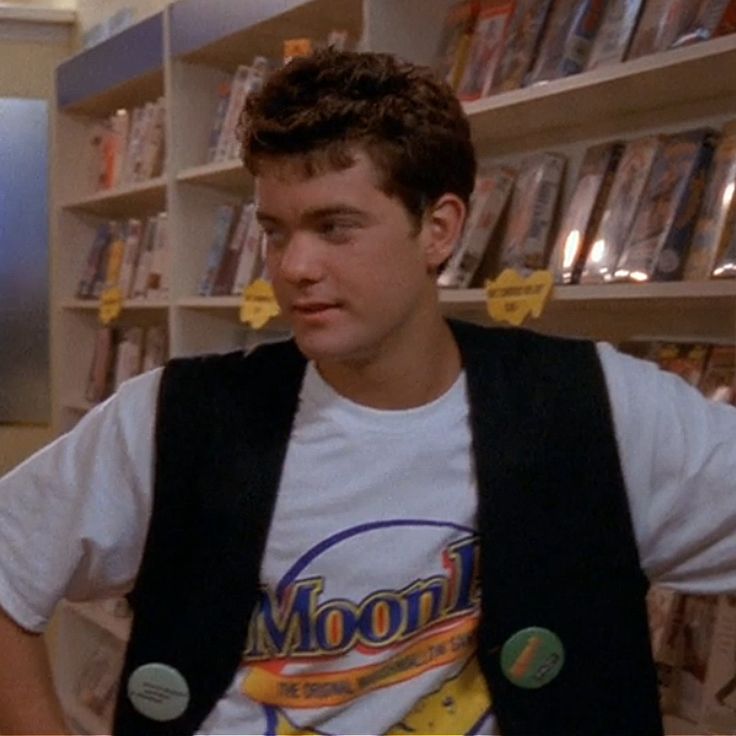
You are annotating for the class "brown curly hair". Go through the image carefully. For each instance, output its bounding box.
[241,49,476,226]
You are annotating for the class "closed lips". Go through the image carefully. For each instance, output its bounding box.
[293,302,340,312]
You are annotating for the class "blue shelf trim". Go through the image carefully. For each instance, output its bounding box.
[170,0,306,58]
[57,12,164,109]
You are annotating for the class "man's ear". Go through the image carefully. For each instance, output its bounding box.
[422,193,467,270]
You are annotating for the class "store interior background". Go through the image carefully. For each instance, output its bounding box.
[0,0,168,474]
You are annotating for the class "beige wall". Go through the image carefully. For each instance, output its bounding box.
[74,0,171,37]
[0,32,72,98]
[0,425,56,475]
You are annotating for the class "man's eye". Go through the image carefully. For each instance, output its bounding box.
[262,228,287,247]
[319,221,354,241]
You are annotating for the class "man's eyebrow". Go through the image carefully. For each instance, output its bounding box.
[303,205,370,219]
[256,205,371,224]
[255,210,279,225]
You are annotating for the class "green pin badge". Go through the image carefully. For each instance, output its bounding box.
[127,662,190,721]
[500,627,565,689]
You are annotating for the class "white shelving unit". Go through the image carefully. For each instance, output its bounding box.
[51,10,169,435]
[442,281,736,343]
[467,33,736,156]
[50,0,736,435]
[48,1,736,732]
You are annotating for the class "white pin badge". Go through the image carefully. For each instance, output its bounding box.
[127,662,190,721]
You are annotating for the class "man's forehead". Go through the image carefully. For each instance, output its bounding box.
[255,154,386,209]
[254,148,381,185]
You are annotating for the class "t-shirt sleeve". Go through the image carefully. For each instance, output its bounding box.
[597,342,736,593]
[0,368,161,632]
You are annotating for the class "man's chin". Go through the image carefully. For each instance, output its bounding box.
[291,329,371,366]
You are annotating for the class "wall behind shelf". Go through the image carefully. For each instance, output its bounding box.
[74,0,170,46]
[0,24,72,98]
[0,425,55,475]
[0,18,73,472]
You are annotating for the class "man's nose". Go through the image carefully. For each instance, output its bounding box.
[277,233,324,283]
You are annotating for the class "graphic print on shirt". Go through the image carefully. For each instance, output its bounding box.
[240,520,492,735]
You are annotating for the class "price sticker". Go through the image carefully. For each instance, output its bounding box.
[99,287,123,325]
[283,38,313,63]
[485,269,554,327]
[240,279,281,329]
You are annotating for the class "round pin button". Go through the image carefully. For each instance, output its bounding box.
[500,627,564,689]
[127,662,190,721]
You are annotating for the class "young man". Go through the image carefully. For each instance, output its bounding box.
[1,49,736,736]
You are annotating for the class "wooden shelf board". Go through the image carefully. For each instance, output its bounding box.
[177,0,363,70]
[60,299,170,311]
[177,160,252,193]
[59,299,100,311]
[60,176,167,217]
[466,35,736,154]
[61,398,97,414]
[440,282,736,341]
[0,6,76,24]
[442,281,736,305]
[177,296,291,331]
[178,296,241,308]
[60,69,164,118]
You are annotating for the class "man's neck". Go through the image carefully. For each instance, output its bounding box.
[315,318,462,410]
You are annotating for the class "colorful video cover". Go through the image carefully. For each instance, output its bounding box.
[672,0,734,47]
[649,342,712,387]
[585,0,645,70]
[526,0,607,85]
[549,142,622,284]
[716,0,736,35]
[457,0,514,100]
[438,165,516,288]
[627,0,700,59]
[496,152,566,275]
[698,346,736,404]
[614,128,717,282]
[713,221,736,277]
[684,122,736,280]
[580,135,661,283]
[434,0,480,91]
[668,595,719,725]
[488,0,554,93]
[700,596,736,733]
[647,586,685,715]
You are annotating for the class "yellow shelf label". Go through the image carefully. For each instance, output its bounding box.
[485,269,554,327]
[240,279,281,329]
[99,287,123,325]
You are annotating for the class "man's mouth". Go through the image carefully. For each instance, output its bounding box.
[292,301,342,316]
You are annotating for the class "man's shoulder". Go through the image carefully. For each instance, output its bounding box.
[448,319,597,367]
[162,338,303,382]
[157,338,307,421]
[449,318,588,345]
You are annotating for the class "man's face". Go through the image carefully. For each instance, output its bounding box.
[255,152,447,365]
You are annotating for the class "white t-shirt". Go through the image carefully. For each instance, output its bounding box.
[1,342,736,735]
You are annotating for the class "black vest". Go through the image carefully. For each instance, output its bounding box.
[113,320,663,735]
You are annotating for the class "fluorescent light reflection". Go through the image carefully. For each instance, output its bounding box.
[589,238,606,264]
[563,229,580,268]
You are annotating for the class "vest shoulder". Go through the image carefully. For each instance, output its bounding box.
[163,338,303,378]
[449,319,595,357]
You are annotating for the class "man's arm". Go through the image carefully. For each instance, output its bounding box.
[598,342,736,590]
[0,607,70,735]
